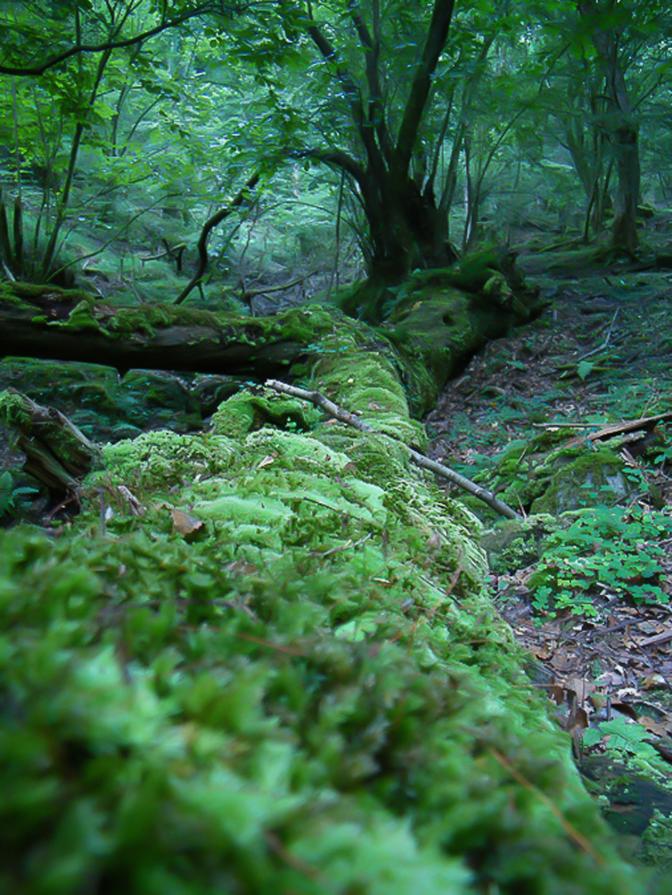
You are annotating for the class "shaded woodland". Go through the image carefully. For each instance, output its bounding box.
[1,2,672,893]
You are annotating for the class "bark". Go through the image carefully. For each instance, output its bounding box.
[579,1,640,254]
[364,172,455,282]
[0,389,100,493]
[305,0,458,286]
[0,287,315,377]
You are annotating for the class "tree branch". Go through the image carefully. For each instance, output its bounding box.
[347,1,393,163]
[0,4,215,76]
[297,148,368,193]
[175,170,261,305]
[395,0,456,173]
[265,378,521,520]
[304,7,385,175]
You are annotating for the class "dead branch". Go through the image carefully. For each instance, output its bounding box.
[265,378,522,520]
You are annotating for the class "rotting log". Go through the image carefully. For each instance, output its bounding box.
[0,388,100,492]
[0,272,541,417]
[0,284,316,377]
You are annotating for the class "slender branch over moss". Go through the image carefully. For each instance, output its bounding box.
[265,378,522,520]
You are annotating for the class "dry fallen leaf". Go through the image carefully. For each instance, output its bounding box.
[171,508,204,537]
[257,454,276,469]
[638,715,671,738]
[640,674,668,690]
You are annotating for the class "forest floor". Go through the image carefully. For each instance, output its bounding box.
[2,242,672,873]
[427,250,672,852]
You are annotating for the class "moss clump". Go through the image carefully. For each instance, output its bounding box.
[0,330,648,894]
[310,340,428,449]
[481,514,557,575]
[99,429,237,491]
[482,430,637,516]
[0,281,94,311]
[386,286,477,391]
[0,413,644,893]
[0,389,32,428]
[531,448,632,514]
[211,388,322,440]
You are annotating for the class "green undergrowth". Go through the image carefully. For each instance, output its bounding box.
[529,506,672,618]
[0,337,648,892]
[0,357,236,442]
[478,430,672,619]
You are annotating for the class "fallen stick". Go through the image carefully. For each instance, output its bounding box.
[637,629,672,649]
[265,379,522,521]
[564,410,672,449]
[576,309,619,362]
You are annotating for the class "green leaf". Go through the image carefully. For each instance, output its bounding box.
[0,471,13,517]
[577,360,595,380]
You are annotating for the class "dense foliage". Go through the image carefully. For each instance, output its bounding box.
[1,0,670,300]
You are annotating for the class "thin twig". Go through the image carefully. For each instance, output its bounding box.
[265,379,521,520]
[577,309,619,362]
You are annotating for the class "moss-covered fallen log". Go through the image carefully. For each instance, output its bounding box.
[0,264,540,414]
[0,285,647,894]
[0,282,325,377]
[0,389,100,492]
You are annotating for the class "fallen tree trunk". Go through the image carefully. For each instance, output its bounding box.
[0,283,315,376]
[0,271,541,414]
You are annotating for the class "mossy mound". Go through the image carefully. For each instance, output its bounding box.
[481,514,557,575]
[331,247,539,326]
[481,430,639,516]
[0,333,647,893]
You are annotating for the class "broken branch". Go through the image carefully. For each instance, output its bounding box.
[265,378,522,520]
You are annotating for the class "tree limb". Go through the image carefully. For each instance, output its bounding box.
[297,148,368,193]
[395,0,456,173]
[304,7,385,175]
[347,0,393,163]
[0,3,215,76]
[175,170,261,305]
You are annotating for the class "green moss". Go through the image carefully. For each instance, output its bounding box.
[310,342,427,449]
[639,811,672,872]
[99,429,237,491]
[386,286,476,392]
[483,430,635,516]
[0,389,32,428]
[482,514,557,575]
[0,402,645,891]
[211,388,322,439]
[531,448,632,515]
[0,267,648,891]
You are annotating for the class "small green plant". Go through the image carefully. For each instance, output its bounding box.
[530,506,672,618]
[0,471,38,521]
[583,717,672,780]
[653,424,672,467]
